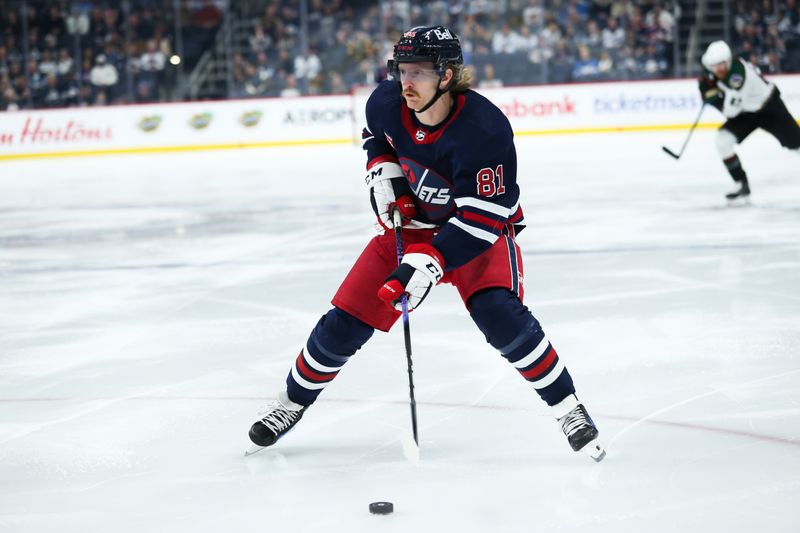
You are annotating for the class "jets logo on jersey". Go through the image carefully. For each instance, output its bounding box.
[418,186,450,205]
[415,129,426,142]
[400,157,455,220]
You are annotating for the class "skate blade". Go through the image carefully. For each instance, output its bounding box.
[726,195,752,206]
[244,442,266,456]
[581,440,606,462]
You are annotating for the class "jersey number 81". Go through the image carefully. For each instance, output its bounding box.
[476,165,506,197]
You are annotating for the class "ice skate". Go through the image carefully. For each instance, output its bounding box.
[245,391,307,456]
[553,395,606,462]
[725,178,750,201]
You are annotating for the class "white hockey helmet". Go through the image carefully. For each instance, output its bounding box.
[701,40,732,71]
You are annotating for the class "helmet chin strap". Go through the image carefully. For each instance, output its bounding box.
[413,75,448,114]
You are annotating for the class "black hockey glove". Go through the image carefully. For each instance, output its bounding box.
[698,73,723,110]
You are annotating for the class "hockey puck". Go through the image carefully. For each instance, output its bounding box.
[369,501,394,515]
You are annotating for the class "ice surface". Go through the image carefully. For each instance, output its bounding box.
[1,130,799,532]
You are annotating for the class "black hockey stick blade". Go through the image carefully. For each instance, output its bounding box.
[662,145,680,159]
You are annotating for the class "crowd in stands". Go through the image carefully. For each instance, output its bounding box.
[0,0,221,111]
[219,0,800,97]
[231,0,681,97]
[3,0,800,111]
[732,0,800,73]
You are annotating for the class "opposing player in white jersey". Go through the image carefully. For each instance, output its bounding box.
[698,40,800,200]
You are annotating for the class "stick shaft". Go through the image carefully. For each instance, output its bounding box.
[392,209,419,445]
[663,104,705,159]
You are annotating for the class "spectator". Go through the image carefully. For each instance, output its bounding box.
[89,54,118,99]
[280,74,301,97]
[523,0,545,26]
[641,43,668,77]
[57,48,73,76]
[60,71,80,106]
[254,51,275,88]
[577,19,604,51]
[38,49,57,77]
[326,71,346,94]
[138,38,166,101]
[140,39,166,74]
[598,50,615,77]
[602,17,626,49]
[645,2,675,42]
[492,23,522,54]
[294,48,322,90]
[478,63,504,88]
[41,73,63,108]
[28,59,46,95]
[573,44,601,80]
[249,24,272,55]
[243,62,267,96]
[1,87,19,111]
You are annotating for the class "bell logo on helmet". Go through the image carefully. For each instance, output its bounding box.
[432,28,453,40]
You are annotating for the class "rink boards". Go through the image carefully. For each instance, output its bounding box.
[1,75,799,160]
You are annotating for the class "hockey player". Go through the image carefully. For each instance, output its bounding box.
[246,26,605,461]
[698,40,800,200]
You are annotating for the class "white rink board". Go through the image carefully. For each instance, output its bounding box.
[2,75,800,159]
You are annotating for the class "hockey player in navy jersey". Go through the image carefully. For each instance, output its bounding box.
[698,40,800,200]
[247,25,605,461]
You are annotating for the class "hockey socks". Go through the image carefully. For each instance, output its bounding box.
[285,307,374,406]
[468,288,575,405]
[723,155,751,199]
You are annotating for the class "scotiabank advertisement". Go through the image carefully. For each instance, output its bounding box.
[2,76,799,160]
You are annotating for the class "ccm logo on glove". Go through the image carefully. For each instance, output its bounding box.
[366,160,417,230]
[378,244,445,310]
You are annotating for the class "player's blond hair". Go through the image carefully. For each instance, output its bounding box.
[447,63,472,93]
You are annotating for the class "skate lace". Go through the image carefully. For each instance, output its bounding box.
[257,401,300,433]
[560,406,589,437]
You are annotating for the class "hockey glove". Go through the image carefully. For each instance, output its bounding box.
[378,244,445,311]
[365,160,416,230]
[698,74,723,109]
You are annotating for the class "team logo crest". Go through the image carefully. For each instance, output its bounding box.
[415,129,426,141]
[138,115,162,132]
[239,110,263,127]
[730,74,744,89]
[399,157,455,220]
[189,112,213,129]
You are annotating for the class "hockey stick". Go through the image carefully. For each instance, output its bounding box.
[662,103,705,160]
[392,208,420,462]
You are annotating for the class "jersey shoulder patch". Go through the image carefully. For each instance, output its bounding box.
[727,59,746,89]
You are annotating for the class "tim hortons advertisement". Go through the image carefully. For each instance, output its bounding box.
[0,96,355,159]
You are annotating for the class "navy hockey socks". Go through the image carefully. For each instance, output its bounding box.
[468,288,576,406]
[285,307,374,406]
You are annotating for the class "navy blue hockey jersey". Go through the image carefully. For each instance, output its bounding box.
[362,80,525,270]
